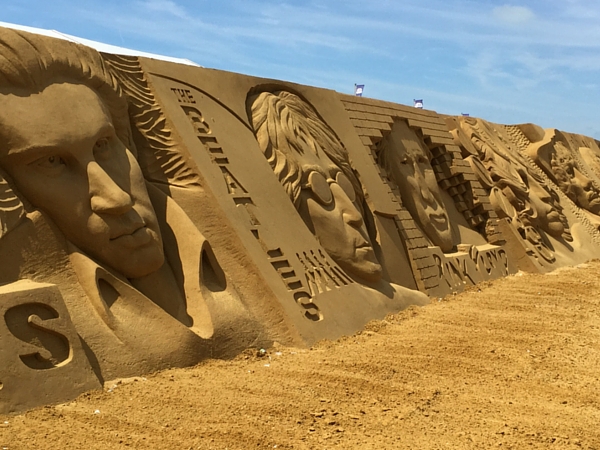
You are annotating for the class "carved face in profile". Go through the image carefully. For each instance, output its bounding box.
[249,90,382,282]
[378,120,453,252]
[460,118,567,239]
[523,171,565,237]
[550,141,600,215]
[0,82,164,279]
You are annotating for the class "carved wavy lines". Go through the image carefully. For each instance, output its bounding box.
[101,54,201,188]
[0,175,24,239]
[503,125,530,153]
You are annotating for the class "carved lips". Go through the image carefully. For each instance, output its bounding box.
[354,239,376,259]
[429,211,449,229]
[587,190,600,207]
[110,224,153,249]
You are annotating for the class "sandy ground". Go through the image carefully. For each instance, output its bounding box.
[2,262,600,449]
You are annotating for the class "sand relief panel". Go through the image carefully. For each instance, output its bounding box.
[448,117,600,272]
[246,89,427,305]
[336,95,442,293]
[373,118,512,296]
[5,24,600,415]
[514,126,600,232]
[175,95,331,320]
[336,94,513,296]
[129,59,428,345]
[0,28,273,414]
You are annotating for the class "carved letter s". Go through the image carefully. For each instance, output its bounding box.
[4,303,72,370]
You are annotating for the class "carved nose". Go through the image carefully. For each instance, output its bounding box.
[340,196,364,228]
[344,206,364,227]
[583,176,593,190]
[88,162,133,215]
[574,168,593,190]
[414,165,437,206]
[420,185,436,205]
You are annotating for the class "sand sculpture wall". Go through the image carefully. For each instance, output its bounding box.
[1,27,600,413]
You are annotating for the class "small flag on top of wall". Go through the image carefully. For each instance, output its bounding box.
[413,99,423,109]
[354,84,365,97]
[461,113,470,117]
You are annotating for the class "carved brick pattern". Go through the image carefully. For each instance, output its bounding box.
[428,143,503,244]
[339,94,443,291]
[340,95,502,245]
[340,95,506,292]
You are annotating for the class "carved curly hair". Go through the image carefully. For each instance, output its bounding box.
[248,90,364,213]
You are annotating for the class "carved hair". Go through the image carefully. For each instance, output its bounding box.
[0,28,131,148]
[102,54,201,188]
[248,90,364,211]
[463,118,571,240]
[0,29,136,238]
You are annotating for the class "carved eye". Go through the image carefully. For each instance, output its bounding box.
[94,137,111,158]
[34,155,66,172]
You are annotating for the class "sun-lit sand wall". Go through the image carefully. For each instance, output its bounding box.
[1,27,599,413]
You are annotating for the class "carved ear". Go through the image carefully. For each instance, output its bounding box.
[0,168,25,239]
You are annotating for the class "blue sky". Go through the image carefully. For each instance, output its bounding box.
[3,0,600,138]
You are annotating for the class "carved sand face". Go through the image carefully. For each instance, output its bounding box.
[295,149,382,282]
[0,82,164,278]
[383,121,453,252]
[551,142,600,214]
[462,119,566,238]
[526,174,565,237]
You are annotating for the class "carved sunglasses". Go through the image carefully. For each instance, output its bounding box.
[303,171,356,206]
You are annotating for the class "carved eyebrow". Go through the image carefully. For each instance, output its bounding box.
[300,164,328,185]
[4,122,116,165]
[328,166,342,180]
[96,122,116,136]
[301,162,342,184]
[3,144,63,166]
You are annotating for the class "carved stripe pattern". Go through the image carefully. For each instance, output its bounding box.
[101,54,201,188]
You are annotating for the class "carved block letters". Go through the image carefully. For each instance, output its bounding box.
[0,280,100,414]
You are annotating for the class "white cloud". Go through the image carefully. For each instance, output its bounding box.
[492,5,535,24]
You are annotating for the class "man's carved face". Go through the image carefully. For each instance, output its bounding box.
[383,121,453,252]
[526,173,565,237]
[294,147,382,283]
[0,82,164,278]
